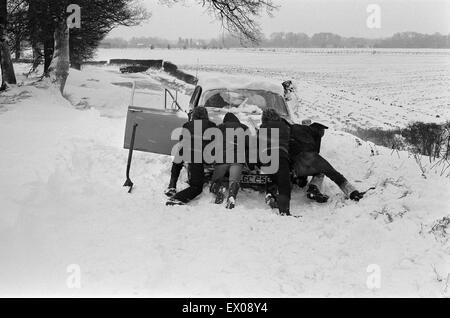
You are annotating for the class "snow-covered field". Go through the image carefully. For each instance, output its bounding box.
[0,53,449,297]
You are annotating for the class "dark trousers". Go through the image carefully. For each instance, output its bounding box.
[292,152,347,188]
[212,164,244,199]
[212,164,244,185]
[274,156,291,214]
[169,162,184,189]
[172,163,204,204]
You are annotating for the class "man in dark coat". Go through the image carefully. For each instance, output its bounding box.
[290,122,330,203]
[210,113,250,209]
[259,109,292,216]
[290,123,364,201]
[166,107,217,206]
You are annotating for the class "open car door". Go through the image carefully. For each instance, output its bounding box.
[124,106,188,155]
[124,84,202,156]
[123,104,188,193]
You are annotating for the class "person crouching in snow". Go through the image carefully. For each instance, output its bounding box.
[290,123,364,201]
[291,121,330,204]
[210,113,250,210]
[259,109,292,216]
[164,109,195,198]
[166,107,217,206]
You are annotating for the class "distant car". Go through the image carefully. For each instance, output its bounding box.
[123,75,294,190]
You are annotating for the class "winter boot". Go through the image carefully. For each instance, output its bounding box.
[265,193,279,209]
[226,197,236,210]
[307,185,329,204]
[164,188,177,198]
[340,181,359,200]
[350,191,364,202]
[166,198,185,206]
[226,182,240,210]
[215,186,227,205]
[279,209,291,217]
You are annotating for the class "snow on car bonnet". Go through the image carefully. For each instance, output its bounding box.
[198,75,284,96]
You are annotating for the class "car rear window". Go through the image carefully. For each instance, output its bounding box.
[201,89,288,116]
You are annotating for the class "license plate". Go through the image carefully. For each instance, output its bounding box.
[241,175,272,185]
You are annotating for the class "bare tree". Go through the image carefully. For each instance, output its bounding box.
[23,0,148,94]
[47,19,70,94]
[26,0,43,74]
[162,0,278,44]
[7,0,27,59]
[0,0,17,91]
[69,0,149,70]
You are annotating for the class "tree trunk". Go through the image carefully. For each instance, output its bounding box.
[43,34,54,75]
[47,20,70,94]
[14,37,20,60]
[29,43,43,74]
[0,0,16,86]
[0,47,5,91]
[0,35,16,84]
[27,0,42,73]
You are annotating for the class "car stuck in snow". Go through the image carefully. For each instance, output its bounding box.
[123,75,295,191]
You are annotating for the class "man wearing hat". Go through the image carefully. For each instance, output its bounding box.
[166,107,217,206]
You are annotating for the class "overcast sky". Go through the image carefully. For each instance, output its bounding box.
[108,0,450,40]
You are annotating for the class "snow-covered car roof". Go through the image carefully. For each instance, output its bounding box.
[197,74,285,96]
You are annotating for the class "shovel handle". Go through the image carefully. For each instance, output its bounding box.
[124,123,138,193]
